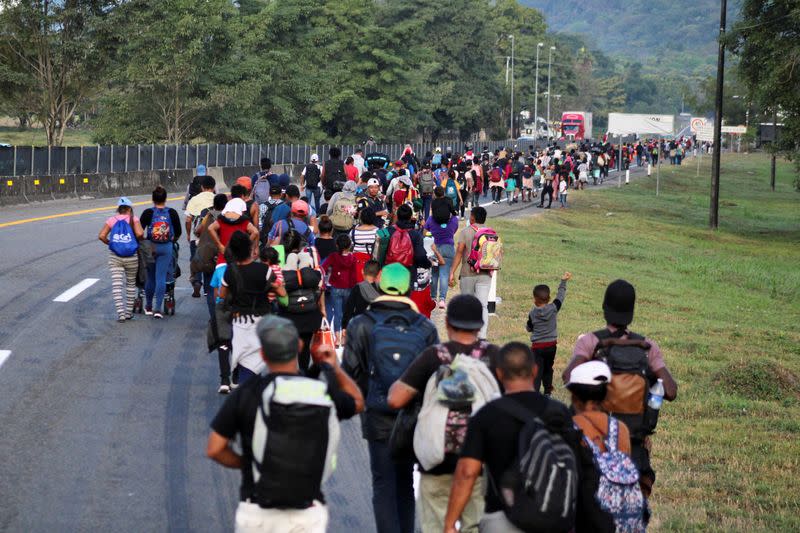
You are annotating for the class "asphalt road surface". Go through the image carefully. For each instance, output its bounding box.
[0,163,646,532]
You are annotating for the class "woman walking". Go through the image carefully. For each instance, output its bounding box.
[98,197,144,322]
[139,187,182,318]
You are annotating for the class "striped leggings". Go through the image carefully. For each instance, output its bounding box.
[108,253,139,318]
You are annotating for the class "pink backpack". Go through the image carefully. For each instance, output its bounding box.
[467,225,503,273]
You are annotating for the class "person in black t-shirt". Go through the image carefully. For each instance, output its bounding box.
[220,232,286,386]
[444,342,614,533]
[387,294,500,533]
[208,316,363,532]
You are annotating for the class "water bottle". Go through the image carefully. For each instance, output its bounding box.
[647,378,665,410]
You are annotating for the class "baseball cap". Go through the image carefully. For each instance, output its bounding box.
[235,176,252,191]
[256,316,299,363]
[367,178,380,187]
[395,160,405,167]
[196,164,207,176]
[310,153,319,162]
[567,361,612,387]
[446,294,484,331]
[603,279,636,326]
[222,198,247,215]
[291,200,309,216]
[379,263,410,296]
[117,196,133,208]
[269,184,282,195]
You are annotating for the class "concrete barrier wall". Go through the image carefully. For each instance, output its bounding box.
[0,164,303,207]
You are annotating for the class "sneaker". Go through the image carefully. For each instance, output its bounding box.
[218,383,231,394]
[438,299,446,310]
[144,308,154,316]
[125,313,133,320]
[117,315,126,323]
[153,312,164,319]
[191,283,201,298]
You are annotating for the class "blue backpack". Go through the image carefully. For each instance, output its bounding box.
[365,309,435,412]
[109,218,139,257]
[432,153,442,166]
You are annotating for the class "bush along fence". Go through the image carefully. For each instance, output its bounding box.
[0,140,522,205]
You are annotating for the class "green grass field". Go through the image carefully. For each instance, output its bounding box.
[488,153,800,531]
[0,126,95,147]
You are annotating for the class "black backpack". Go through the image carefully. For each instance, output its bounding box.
[305,164,321,189]
[592,329,655,440]
[492,398,578,533]
[324,159,345,190]
[281,218,312,249]
[258,200,280,239]
[282,267,321,314]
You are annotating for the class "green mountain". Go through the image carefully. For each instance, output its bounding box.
[520,0,738,76]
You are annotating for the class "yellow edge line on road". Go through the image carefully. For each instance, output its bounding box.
[0,197,184,229]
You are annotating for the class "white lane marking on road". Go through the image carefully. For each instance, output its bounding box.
[0,350,11,370]
[53,278,100,302]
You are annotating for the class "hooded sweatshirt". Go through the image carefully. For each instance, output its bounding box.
[526,279,568,344]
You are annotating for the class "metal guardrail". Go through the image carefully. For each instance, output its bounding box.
[0,140,520,178]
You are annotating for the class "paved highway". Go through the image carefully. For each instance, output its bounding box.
[0,164,644,532]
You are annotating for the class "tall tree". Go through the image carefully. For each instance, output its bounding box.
[0,0,114,145]
[728,0,800,169]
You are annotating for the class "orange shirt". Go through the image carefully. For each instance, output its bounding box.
[573,411,632,454]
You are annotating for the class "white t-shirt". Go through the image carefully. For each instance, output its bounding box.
[559,180,568,194]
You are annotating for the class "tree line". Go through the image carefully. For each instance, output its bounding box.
[0,0,730,147]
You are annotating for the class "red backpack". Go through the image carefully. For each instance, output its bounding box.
[385,228,414,267]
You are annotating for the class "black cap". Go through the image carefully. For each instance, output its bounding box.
[269,184,282,195]
[603,279,636,326]
[256,316,299,363]
[446,294,484,331]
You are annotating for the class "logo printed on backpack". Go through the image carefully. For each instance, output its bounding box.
[109,218,139,257]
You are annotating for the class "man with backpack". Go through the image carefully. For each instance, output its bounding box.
[326,180,358,235]
[268,201,315,248]
[342,264,439,533]
[184,176,216,298]
[416,162,436,221]
[387,295,500,533]
[207,315,363,533]
[301,153,323,214]
[562,279,678,500]
[444,342,615,533]
[321,147,346,193]
[250,158,274,200]
[256,184,283,247]
[449,206,498,340]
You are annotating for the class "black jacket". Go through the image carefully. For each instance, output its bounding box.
[342,281,380,329]
[342,297,439,440]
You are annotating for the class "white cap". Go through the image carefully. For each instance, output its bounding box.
[310,153,319,162]
[567,361,612,387]
[367,178,380,187]
[222,198,247,215]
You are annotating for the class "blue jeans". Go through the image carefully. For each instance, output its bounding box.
[367,439,415,533]
[430,243,455,301]
[422,194,432,221]
[145,242,173,311]
[324,289,335,328]
[329,287,351,333]
[305,187,321,214]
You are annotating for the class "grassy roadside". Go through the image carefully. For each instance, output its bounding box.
[487,153,800,531]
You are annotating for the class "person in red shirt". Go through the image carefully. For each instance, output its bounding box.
[207,198,259,265]
[344,156,360,182]
[320,234,357,337]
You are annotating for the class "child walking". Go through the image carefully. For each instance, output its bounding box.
[558,178,568,208]
[526,272,571,395]
[505,173,518,204]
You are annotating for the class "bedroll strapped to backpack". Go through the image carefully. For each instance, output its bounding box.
[413,343,499,470]
[283,267,321,314]
[581,416,647,533]
[251,375,340,509]
[591,330,656,441]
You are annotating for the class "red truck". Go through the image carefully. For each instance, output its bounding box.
[560,112,593,141]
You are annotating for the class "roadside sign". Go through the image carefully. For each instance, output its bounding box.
[690,117,708,133]
[721,125,747,134]
[696,124,715,142]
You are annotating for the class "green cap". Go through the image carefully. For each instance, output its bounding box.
[379,263,411,296]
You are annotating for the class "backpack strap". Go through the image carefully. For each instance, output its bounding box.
[575,421,603,457]
[492,395,545,426]
[436,344,453,364]
[606,416,619,451]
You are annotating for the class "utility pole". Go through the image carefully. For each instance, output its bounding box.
[509,35,515,139]
[547,45,555,136]
[534,42,543,141]
[770,109,777,191]
[710,0,727,229]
